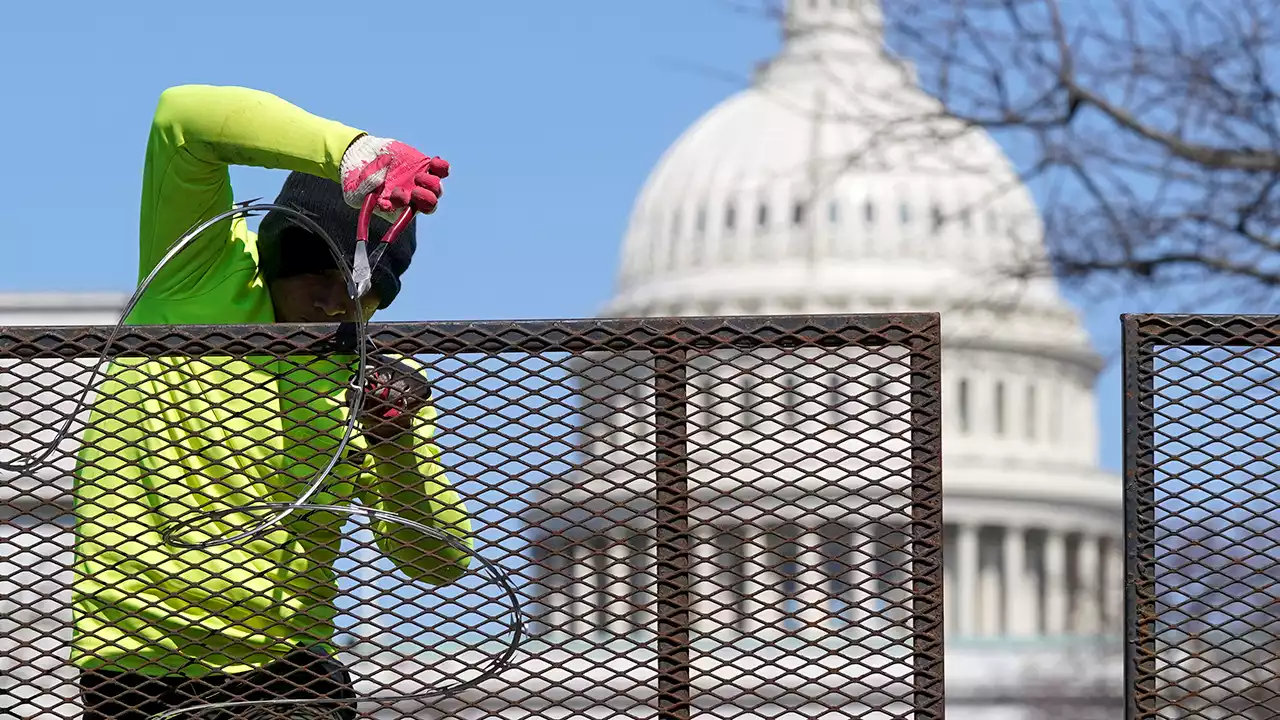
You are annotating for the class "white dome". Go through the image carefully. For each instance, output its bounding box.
[604,0,1087,354]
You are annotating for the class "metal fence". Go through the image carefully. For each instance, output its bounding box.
[0,314,943,720]
[1123,314,1280,720]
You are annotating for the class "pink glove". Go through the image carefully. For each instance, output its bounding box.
[340,135,449,222]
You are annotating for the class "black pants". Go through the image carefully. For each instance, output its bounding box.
[78,648,357,720]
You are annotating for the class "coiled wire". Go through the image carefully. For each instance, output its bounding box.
[0,202,523,718]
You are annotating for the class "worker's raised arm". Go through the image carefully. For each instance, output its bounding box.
[138,84,364,299]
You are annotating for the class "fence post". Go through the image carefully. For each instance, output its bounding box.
[910,324,946,720]
[1121,315,1157,720]
[652,348,693,720]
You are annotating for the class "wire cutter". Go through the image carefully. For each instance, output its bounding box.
[350,193,415,300]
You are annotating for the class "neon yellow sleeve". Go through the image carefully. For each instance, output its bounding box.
[359,407,475,586]
[137,84,365,300]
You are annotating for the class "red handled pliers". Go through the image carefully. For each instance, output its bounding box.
[350,193,415,300]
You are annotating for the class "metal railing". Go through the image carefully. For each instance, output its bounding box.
[0,314,944,720]
[1123,314,1280,720]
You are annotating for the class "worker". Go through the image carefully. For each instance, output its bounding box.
[70,84,472,720]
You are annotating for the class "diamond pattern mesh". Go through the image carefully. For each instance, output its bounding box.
[0,315,942,720]
[1125,314,1280,720]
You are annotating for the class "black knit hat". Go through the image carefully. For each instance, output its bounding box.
[257,171,417,309]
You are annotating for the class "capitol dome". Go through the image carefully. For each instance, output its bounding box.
[601,0,1118,496]
[605,0,1091,359]
[521,1,1125,719]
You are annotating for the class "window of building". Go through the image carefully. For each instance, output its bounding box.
[1026,384,1037,440]
[774,524,806,630]
[931,204,945,231]
[865,200,876,225]
[588,536,611,631]
[957,378,970,433]
[900,202,911,225]
[994,381,1006,436]
[823,375,844,424]
[780,374,802,424]
[626,534,655,629]
[793,201,806,227]
[1050,381,1063,442]
[709,531,749,631]
[817,522,853,619]
[740,377,760,428]
[726,204,737,233]
[868,373,886,411]
[829,200,840,225]
[757,202,770,230]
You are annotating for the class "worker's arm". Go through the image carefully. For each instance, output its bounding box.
[354,356,473,585]
[357,407,474,585]
[139,84,364,297]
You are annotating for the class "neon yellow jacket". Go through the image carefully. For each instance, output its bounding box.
[69,85,472,677]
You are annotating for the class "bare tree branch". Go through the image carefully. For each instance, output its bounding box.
[858,0,1280,303]
[695,0,1280,312]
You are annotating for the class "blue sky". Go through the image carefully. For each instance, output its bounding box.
[0,1,1141,471]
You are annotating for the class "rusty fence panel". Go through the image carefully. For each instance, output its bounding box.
[0,314,943,720]
[1123,314,1280,720]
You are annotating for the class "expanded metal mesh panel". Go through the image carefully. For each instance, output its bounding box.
[1124,315,1280,720]
[0,315,942,720]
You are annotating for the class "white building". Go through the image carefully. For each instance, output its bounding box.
[519,0,1125,718]
[0,293,127,720]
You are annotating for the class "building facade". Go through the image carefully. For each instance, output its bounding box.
[519,1,1125,718]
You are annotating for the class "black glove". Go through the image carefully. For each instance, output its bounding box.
[360,354,433,438]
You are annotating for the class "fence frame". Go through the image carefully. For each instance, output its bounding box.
[0,313,945,720]
[1121,313,1280,720]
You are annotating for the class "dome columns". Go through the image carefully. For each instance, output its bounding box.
[1003,525,1033,636]
[948,521,1121,641]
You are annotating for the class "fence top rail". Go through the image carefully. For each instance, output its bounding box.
[1123,313,1280,347]
[0,313,941,358]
